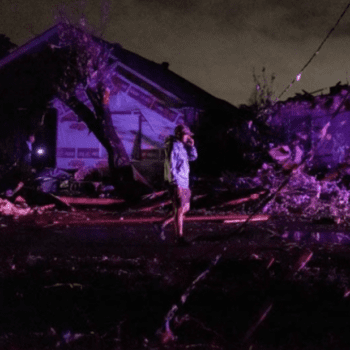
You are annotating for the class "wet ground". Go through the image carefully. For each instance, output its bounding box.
[2,210,350,349]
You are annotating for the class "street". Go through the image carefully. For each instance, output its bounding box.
[1,212,350,349]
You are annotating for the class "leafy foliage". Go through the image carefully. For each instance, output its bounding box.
[50,20,130,172]
[53,22,111,100]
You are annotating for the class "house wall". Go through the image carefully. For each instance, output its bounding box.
[52,73,186,170]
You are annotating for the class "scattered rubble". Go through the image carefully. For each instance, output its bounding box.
[0,197,56,217]
[243,249,313,343]
[220,161,350,224]
[56,196,124,206]
[0,198,33,216]
[1,155,350,228]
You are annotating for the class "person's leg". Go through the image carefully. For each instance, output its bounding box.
[156,186,191,242]
[176,202,189,237]
[155,186,177,240]
[183,202,190,214]
[161,185,177,229]
[175,207,184,237]
[161,210,175,229]
[175,186,191,243]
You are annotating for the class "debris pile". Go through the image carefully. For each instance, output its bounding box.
[0,196,55,217]
[262,167,350,222]
[2,154,350,225]
[0,197,33,216]
[222,162,350,223]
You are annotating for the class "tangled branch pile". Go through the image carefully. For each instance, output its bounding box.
[224,164,350,223]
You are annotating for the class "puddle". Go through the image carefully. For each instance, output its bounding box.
[281,223,350,244]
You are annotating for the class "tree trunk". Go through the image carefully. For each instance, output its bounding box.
[63,90,129,179]
[86,86,129,171]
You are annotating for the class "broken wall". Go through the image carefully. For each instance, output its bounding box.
[267,87,350,171]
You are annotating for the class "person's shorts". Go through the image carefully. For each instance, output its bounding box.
[168,184,191,209]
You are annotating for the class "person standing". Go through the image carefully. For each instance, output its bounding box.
[23,133,35,167]
[156,124,198,245]
[19,133,36,181]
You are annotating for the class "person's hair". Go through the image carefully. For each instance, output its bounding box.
[174,124,192,137]
[27,133,35,142]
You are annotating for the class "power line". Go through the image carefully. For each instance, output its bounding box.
[277,1,350,101]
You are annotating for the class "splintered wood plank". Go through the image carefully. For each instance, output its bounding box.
[137,200,172,212]
[136,194,207,212]
[50,214,269,226]
[216,191,267,208]
[57,197,125,205]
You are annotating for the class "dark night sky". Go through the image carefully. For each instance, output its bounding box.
[2,0,350,106]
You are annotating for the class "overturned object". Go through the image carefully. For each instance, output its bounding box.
[269,144,303,170]
[269,145,291,164]
[34,168,71,193]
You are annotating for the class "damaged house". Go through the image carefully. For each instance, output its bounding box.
[0,24,251,193]
[265,84,350,174]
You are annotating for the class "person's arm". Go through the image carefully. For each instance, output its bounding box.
[187,145,197,161]
[183,135,198,161]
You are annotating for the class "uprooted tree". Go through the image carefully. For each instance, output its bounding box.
[0,21,147,197]
[52,21,130,176]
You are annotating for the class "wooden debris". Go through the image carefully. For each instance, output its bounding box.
[12,188,73,211]
[288,249,313,278]
[11,181,25,197]
[49,214,270,227]
[192,194,208,201]
[344,289,350,298]
[35,204,56,214]
[138,200,172,212]
[47,193,74,210]
[141,190,167,201]
[137,193,207,212]
[243,301,274,343]
[223,214,269,223]
[57,196,125,206]
[266,257,275,269]
[243,248,313,343]
[160,320,176,344]
[216,191,267,208]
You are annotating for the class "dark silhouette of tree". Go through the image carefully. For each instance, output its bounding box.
[0,22,139,194]
[0,34,17,59]
[0,10,146,194]
[53,22,129,170]
[248,67,276,122]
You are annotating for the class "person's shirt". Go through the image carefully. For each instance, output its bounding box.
[164,136,198,189]
[26,140,32,152]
